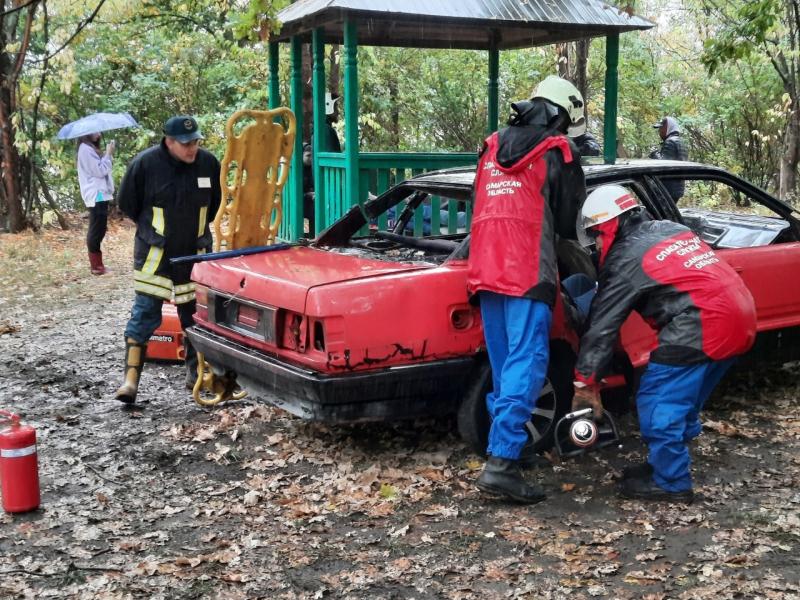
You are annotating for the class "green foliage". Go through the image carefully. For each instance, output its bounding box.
[701,1,781,74]
[17,0,277,212]
[11,0,798,220]
[229,0,288,42]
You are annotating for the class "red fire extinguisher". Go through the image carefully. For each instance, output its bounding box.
[0,410,40,513]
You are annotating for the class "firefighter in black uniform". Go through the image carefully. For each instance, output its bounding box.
[115,115,221,404]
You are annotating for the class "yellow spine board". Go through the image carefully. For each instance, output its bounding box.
[195,107,295,407]
[213,108,296,252]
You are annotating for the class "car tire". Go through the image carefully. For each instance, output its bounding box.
[457,341,575,456]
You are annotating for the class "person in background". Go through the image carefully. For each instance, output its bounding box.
[77,133,115,275]
[649,116,688,201]
[303,93,342,236]
[468,75,587,504]
[572,130,601,158]
[573,184,756,502]
[115,115,221,404]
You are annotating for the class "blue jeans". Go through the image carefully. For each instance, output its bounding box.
[124,292,196,344]
[561,273,596,319]
[636,358,735,492]
[479,291,552,459]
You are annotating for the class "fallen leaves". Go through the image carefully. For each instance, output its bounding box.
[703,419,759,438]
[3,225,800,598]
[0,320,20,335]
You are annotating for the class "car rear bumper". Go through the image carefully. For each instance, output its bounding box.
[186,326,477,423]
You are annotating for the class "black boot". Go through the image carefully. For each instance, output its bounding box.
[621,460,653,480]
[618,476,694,503]
[518,440,550,469]
[184,339,198,390]
[476,457,546,504]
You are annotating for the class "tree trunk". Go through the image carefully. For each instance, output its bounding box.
[779,100,799,203]
[0,89,24,232]
[328,44,340,94]
[302,43,312,143]
[0,1,39,233]
[555,40,590,116]
[389,79,399,149]
[575,39,589,108]
[34,166,68,230]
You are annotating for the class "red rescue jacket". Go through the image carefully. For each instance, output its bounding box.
[575,213,757,383]
[467,132,576,306]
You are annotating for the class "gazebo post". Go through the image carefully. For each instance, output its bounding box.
[487,42,499,135]
[603,33,619,165]
[343,20,360,213]
[268,41,280,109]
[289,36,305,239]
[312,28,326,235]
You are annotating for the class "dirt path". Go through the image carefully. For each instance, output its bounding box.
[1,221,799,599]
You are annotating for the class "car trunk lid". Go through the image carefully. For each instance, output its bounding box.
[191,245,431,313]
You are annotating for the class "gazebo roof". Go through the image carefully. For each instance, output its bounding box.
[272,0,654,50]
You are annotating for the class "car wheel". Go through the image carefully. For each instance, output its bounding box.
[457,342,575,455]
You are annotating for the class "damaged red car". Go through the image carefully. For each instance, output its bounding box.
[186,160,800,451]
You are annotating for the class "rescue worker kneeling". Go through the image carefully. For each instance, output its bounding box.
[573,185,756,502]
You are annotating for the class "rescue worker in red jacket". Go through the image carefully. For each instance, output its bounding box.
[573,184,756,502]
[468,76,587,504]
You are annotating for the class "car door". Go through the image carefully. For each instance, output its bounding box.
[653,171,800,334]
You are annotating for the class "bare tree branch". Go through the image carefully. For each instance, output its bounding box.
[0,0,38,19]
[10,1,39,86]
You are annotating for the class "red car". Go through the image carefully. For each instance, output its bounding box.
[186,161,800,452]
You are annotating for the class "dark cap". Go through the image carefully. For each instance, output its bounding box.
[652,117,667,128]
[163,115,203,143]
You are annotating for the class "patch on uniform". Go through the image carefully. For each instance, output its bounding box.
[197,177,211,188]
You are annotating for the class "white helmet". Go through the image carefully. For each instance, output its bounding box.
[325,92,340,116]
[531,75,586,137]
[577,184,641,247]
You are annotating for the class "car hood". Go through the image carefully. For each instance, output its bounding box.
[191,246,431,313]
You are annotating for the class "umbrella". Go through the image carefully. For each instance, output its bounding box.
[57,112,139,140]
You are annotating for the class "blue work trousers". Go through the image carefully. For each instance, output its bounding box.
[637,358,735,492]
[124,292,196,344]
[479,291,552,459]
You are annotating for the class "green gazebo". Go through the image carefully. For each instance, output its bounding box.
[268,0,653,240]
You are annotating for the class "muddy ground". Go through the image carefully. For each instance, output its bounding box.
[0,219,799,599]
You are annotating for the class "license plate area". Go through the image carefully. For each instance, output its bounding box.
[209,292,276,343]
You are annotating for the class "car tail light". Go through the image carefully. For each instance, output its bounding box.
[195,285,209,320]
[278,310,308,353]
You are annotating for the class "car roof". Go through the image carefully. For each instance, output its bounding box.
[408,159,728,188]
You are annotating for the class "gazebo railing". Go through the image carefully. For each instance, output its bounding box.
[280,151,476,240]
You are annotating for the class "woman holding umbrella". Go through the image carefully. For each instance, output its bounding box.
[77,133,115,274]
[59,112,138,274]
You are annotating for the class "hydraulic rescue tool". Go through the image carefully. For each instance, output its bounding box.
[0,410,40,513]
[553,407,620,458]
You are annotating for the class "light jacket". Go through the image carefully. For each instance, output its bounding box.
[117,140,221,304]
[77,143,114,208]
[575,213,756,384]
